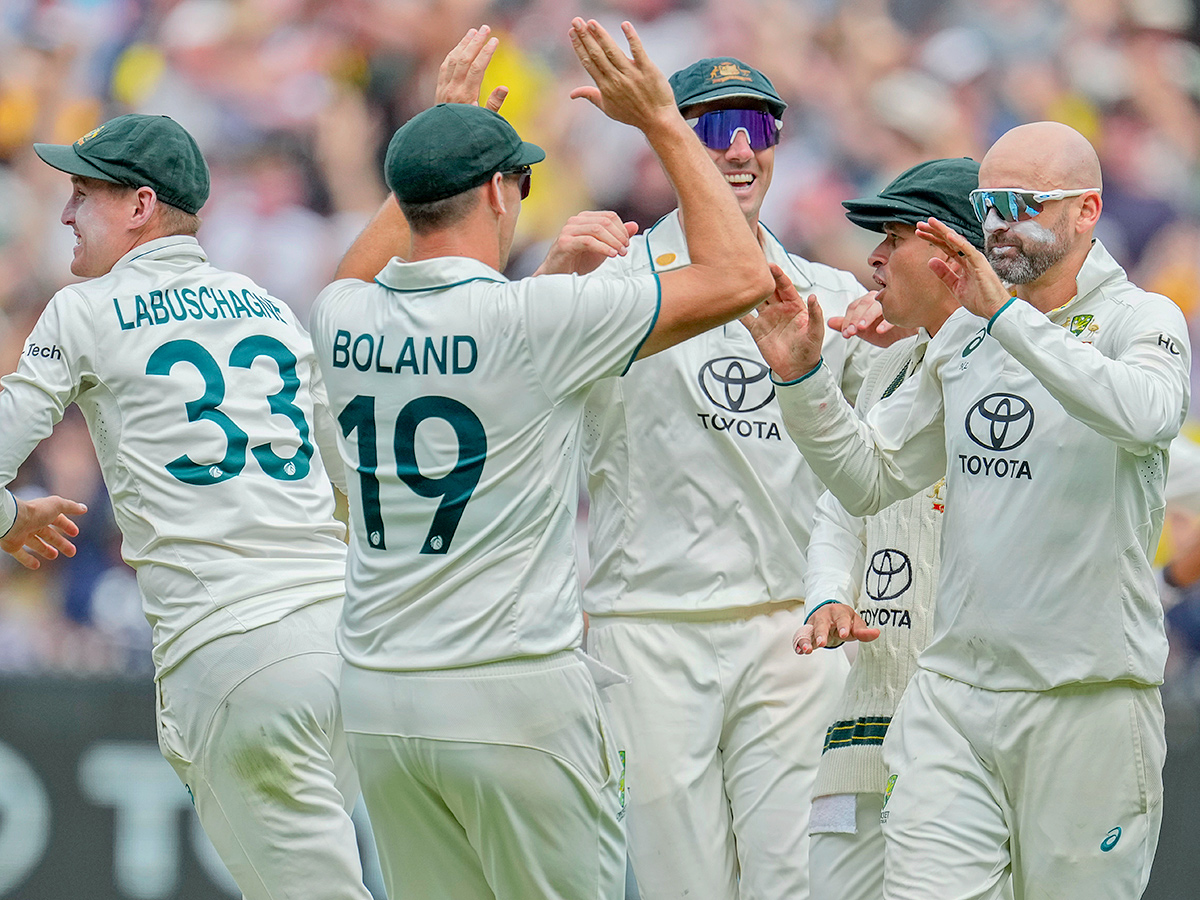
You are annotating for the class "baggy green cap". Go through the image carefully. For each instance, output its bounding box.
[34,114,210,214]
[843,157,984,249]
[669,58,787,118]
[385,104,545,204]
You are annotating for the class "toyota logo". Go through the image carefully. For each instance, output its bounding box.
[865,549,912,601]
[698,356,775,413]
[965,392,1034,452]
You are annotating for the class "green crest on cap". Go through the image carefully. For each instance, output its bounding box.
[669,57,787,118]
[35,114,210,214]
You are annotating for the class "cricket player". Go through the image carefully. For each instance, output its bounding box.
[745,121,1185,900]
[796,158,1006,900]
[310,20,774,900]
[0,114,371,899]
[536,57,872,899]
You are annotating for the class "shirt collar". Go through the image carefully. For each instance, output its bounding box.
[114,235,207,270]
[1045,239,1126,323]
[375,255,508,293]
[643,210,814,289]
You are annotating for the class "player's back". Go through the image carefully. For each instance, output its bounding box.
[312,256,658,670]
[6,236,347,673]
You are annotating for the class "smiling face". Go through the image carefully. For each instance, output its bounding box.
[869,222,959,334]
[61,176,140,277]
[681,97,776,230]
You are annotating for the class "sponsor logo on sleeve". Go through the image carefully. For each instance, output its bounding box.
[1158,334,1181,356]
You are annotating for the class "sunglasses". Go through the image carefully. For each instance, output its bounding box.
[502,165,532,200]
[685,109,782,151]
[969,187,1099,223]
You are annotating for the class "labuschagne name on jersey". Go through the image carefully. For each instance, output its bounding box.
[694,355,782,442]
[25,342,62,361]
[332,330,478,375]
[860,548,913,629]
[112,287,286,330]
[959,392,1035,481]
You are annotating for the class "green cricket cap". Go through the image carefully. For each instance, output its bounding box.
[34,114,209,214]
[669,58,787,118]
[843,157,984,250]
[385,104,545,204]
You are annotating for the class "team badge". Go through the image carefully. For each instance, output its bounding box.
[709,62,753,84]
[76,125,106,146]
[1069,314,1093,336]
[655,253,677,267]
[928,477,946,513]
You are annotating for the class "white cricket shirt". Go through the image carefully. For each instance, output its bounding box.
[0,237,349,678]
[777,240,1189,690]
[582,211,876,615]
[311,256,660,670]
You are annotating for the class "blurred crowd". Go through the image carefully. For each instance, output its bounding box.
[4,0,1200,687]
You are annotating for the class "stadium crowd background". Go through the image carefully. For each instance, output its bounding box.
[3,0,1200,707]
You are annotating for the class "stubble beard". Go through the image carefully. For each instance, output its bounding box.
[984,216,1070,284]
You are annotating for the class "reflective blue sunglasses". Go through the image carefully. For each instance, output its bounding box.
[969,187,1099,223]
[685,109,782,151]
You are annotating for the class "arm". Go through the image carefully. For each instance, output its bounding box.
[335,26,509,282]
[567,19,773,357]
[0,291,90,551]
[741,271,947,516]
[919,218,1189,455]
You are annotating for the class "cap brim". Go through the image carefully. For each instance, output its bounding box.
[841,197,931,232]
[842,198,984,249]
[513,141,546,167]
[678,87,787,117]
[33,143,125,184]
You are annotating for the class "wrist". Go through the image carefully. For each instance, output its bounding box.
[771,357,823,386]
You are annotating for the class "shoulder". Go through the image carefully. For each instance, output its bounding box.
[783,253,866,312]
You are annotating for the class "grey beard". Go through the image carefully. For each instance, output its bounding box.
[986,236,1069,284]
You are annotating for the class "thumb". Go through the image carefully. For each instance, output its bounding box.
[623,221,639,238]
[485,86,509,112]
[569,86,603,108]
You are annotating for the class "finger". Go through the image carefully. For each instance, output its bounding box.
[623,221,639,238]
[485,85,508,111]
[793,625,815,655]
[439,28,480,84]
[573,20,609,71]
[467,36,499,86]
[621,20,646,63]
[587,19,630,71]
[8,546,39,569]
[27,535,59,560]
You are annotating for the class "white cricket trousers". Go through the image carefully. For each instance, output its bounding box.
[881,668,1164,900]
[155,598,370,900]
[341,650,626,900]
[586,601,850,900]
[809,793,887,900]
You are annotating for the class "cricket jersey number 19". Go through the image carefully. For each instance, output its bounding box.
[338,394,486,554]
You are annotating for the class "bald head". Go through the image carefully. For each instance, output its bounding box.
[980,122,1102,192]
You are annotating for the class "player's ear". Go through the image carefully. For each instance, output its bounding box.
[486,172,507,217]
[131,186,158,227]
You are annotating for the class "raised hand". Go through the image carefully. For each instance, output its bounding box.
[793,602,880,654]
[916,217,1010,320]
[534,211,639,275]
[436,26,509,111]
[828,291,916,347]
[0,494,88,570]
[740,265,825,382]
[567,19,676,132]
